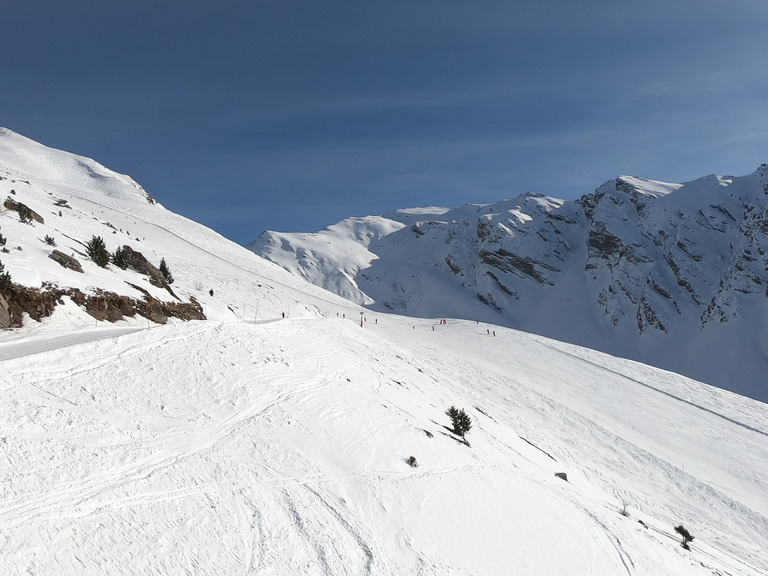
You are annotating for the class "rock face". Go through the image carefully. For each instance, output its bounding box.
[0,292,9,329]
[0,283,204,328]
[4,197,44,224]
[2,284,63,325]
[48,250,84,273]
[249,166,768,401]
[120,245,177,297]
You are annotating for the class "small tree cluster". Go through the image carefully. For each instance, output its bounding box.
[44,234,56,246]
[446,406,472,438]
[674,525,694,550]
[0,260,11,290]
[112,246,129,270]
[86,235,110,268]
[0,226,6,251]
[159,257,174,284]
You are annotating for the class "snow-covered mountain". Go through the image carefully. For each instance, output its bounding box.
[2,128,768,575]
[0,127,348,329]
[249,168,768,402]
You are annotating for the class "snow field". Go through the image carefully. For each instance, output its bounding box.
[1,314,766,575]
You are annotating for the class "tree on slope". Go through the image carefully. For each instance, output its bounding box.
[112,246,128,270]
[0,260,10,289]
[446,406,472,438]
[86,235,110,268]
[674,525,694,550]
[159,258,174,284]
[17,204,32,224]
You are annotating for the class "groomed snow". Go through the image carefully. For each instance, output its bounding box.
[1,313,767,575]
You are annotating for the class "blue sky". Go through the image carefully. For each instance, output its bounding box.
[2,1,767,244]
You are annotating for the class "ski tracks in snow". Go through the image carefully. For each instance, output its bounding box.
[0,321,338,530]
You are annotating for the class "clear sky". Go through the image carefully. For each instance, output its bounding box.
[2,1,767,244]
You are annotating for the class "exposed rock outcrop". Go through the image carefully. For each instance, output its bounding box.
[0,282,204,328]
[4,197,44,224]
[48,250,84,273]
[0,292,9,329]
[479,249,556,285]
[120,245,178,298]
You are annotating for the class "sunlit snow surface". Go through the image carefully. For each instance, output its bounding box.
[1,128,767,575]
[2,314,767,575]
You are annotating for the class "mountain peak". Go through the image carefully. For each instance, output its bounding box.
[250,167,768,402]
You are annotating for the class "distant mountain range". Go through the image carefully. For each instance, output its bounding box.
[249,167,768,401]
[1,125,765,401]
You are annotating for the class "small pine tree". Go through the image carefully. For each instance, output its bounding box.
[446,406,472,438]
[0,260,11,289]
[112,246,129,270]
[44,234,56,246]
[17,204,32,224]
[674,525,694,550]
[0,226,6,247]
[159,257,174,284]
[86,235,110,267]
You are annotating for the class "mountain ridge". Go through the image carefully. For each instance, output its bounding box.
[0,127,353,331]
[249,165,768,401]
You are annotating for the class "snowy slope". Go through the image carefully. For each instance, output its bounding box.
[0,127,353,325]
[249,169,768,402]
[1,314,767,575]
[1,129,767,575]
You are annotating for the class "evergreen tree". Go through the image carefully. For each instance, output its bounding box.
[0,260,11,289]
[0,226,6,247]
[44,234,56,246]
[86,235,110,267]
[446,406,472,438]
[17,204,32,223]
[674,525,694,550]
[159,257,174,284]
[112,246,129,270]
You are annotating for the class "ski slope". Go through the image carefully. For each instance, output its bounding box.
[1,309,767,575]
